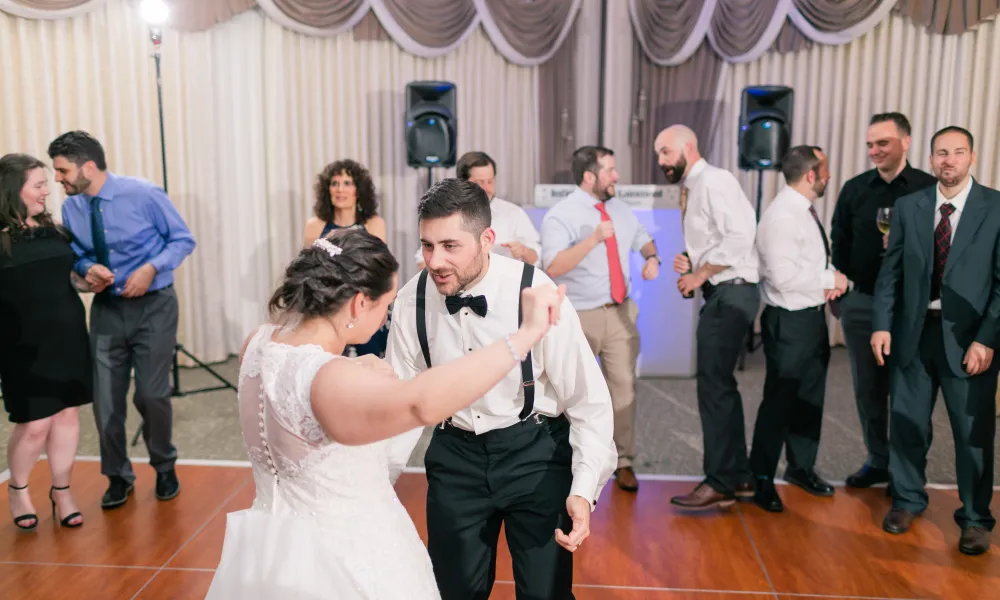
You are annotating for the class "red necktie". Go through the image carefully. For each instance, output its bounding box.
[595,202,627,304]
[931,203,955,301]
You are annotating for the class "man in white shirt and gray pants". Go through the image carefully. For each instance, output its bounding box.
[540,145,661,493]
[658,125,761,510]
[750,145,847,512]
[387,178,616,599]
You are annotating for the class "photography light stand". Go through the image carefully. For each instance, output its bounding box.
[132,20,236,447]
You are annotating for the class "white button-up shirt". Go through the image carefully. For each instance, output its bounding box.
[928,176,972,309]
[540,187,653,310]
[415,197,541,265]
[757,186,835,310]
[385,253,617,506]
[682,159,760,285]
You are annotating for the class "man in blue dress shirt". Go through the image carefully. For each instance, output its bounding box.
[50,131,196,509]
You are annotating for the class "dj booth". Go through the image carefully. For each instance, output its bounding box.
[526,185,696,378]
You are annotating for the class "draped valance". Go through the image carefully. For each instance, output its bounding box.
[629,0,1000,66]
[0,0,581,66]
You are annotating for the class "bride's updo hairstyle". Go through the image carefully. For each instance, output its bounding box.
[268,228,399,323]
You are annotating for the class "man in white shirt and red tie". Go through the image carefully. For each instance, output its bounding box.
[540,145,661,492]
[750,145,847,512]
[657,125,761,510]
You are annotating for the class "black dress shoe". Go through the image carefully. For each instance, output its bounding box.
[734,482,754,499]
[101,477,135,510]
[845,465,890,488]
[882,507,919,534]
[784,468,834,497]
[959,526,991,555]
[155,470,181,501]
[752,479,784,513]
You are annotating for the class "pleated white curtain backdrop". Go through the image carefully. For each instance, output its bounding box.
[709,14,1000,344]
[0,1,539,362]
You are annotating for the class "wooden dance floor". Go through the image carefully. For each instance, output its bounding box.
[1,460,998,599]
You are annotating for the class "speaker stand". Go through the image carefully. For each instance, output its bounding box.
[426,167,434,192]
[130,344,237,447]
[738,169,765,371]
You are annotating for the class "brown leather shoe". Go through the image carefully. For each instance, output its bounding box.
[670,482,736,510]
[959,526,991,556]
[882,507,919,534]
[615,467,639,492]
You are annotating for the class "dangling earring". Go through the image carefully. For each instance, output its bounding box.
[346,319,355,329]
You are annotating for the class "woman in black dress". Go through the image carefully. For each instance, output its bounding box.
[301,160,391,357]
[0,153,92,531]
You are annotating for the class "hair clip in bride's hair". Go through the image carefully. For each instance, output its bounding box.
[313,238,343,258]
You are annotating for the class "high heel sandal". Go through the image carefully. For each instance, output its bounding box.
[8,483,38,531]
[49,485,83,528]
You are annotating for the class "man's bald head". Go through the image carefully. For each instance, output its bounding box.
[654,125,702,183]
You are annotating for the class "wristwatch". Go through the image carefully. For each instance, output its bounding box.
[646,254,662,265]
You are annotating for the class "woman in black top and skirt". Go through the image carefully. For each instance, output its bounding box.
[302,160,390,357]
[0,154,93,531]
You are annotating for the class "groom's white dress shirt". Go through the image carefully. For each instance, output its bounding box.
[385,253,617,508]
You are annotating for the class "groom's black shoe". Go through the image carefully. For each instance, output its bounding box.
[156,470,181,501]
[101,476,134,510]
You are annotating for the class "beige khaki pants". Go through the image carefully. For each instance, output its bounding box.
[577,299,640,469]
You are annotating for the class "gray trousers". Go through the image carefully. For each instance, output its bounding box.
[90,286,178,482]
[839,291,891,469]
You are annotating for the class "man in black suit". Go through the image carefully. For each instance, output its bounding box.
[871,126,999,556]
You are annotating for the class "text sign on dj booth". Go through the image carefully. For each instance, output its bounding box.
[525,183,696,378]
[532,184,682,209]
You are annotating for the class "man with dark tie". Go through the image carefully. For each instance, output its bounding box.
[749,146,847,511]
[50,131,196,509]
[540,145,661,493]
[872,126,999,556]
[385,178,616,599]
[830,113,936,489]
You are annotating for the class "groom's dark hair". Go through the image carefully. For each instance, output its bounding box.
[417,178,492,237]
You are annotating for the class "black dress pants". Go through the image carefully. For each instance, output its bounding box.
[750,304,830,479]
[425,414,575,600]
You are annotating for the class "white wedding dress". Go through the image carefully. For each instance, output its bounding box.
[205,325,440,599]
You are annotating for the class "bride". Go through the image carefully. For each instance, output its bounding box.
[206,228,565,599]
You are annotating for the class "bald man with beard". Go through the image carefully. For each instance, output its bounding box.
[657,125,762,511]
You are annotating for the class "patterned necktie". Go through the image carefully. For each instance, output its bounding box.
[679,186,689,222]
[931,202,956,301]
[595,202,627,304]
[808,205,831,268]
[90,196,110,267]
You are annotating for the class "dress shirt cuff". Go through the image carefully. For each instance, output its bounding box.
[147,256,167,275]
[820,269,836,290]
[75,258,96,277]
[569,468,599,511]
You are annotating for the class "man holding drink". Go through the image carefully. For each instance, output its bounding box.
[656,125,761,510]
[829,112,936,489]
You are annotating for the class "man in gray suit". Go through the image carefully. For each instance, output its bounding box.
[871,126,998,556]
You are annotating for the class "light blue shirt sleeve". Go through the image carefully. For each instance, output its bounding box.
[144,186,196,275]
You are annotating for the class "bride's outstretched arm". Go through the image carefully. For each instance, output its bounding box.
[309,286,564,447]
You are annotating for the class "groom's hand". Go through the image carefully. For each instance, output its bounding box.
[554,495,591,552]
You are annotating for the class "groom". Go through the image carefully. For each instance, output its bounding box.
[386,178,616,599]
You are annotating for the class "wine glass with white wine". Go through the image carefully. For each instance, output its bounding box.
[877,207,892,252]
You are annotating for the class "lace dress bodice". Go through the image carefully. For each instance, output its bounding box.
[208,325,440,599]
[238,325,398,520]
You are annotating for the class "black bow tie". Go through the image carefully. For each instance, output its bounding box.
[446,294,488,317]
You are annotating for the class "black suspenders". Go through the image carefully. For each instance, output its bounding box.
[416,263,536,420]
